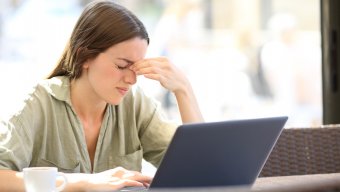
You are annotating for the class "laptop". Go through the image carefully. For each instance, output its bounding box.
[122,116,288,191]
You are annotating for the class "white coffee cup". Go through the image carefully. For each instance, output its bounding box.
[23,167,68,192]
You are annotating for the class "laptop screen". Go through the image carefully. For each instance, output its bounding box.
[150,116,288,188]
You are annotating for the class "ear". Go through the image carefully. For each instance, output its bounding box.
[83,60,90,69]
[77,47,90,69]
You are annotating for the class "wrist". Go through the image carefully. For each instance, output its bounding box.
[63,173,91,191]
[174,82,193,99]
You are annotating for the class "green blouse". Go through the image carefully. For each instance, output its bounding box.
[0,76,177,173]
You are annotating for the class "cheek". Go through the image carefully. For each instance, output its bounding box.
[88,63,121,83]
[100,67,115,77]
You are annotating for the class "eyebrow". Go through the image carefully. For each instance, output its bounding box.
[117,58,134,65]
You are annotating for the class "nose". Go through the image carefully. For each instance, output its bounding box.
[123,69,137,85]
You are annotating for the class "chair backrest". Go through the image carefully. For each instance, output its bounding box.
[259,125,340,177]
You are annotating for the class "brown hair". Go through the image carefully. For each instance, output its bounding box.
[47,0,149,79]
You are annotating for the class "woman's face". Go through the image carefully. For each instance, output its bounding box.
[83,37,148,105]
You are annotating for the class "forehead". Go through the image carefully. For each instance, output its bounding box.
[104,37,148,62]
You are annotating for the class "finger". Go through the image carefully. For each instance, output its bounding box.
[135,57,166,64]
[132,59,166,71]
[135,175,153,184]
[123,172,153,184]
[143,74,162,81]
[143,182,151,188]
[134,66,162,75]
[112,179,144,189]
[130,60,151,71]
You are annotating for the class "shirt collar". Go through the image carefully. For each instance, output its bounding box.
[42,76,72,106]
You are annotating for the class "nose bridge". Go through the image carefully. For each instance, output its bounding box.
[124,69,137,84]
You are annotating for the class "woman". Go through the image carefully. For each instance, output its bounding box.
[0,0,203,191]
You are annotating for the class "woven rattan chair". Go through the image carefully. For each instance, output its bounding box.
[259,124,340,177]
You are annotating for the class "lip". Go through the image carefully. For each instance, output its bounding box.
[117,87,129,95]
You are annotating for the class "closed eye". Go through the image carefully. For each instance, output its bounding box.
[115,64,128,70]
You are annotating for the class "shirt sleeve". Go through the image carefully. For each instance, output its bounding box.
[133,87,178,167]
[0,84,44,171]
[0,117,33,171]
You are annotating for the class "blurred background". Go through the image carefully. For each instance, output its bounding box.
[0,0,321,127]
[0,0,321,176]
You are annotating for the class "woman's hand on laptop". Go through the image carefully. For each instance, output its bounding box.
[65,166,152,191]
[95,167,151,186]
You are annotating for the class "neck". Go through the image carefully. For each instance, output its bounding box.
[70,77,107,122]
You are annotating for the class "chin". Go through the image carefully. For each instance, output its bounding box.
[107,98,123,105]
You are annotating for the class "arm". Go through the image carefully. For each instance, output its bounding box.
[131,57,204,123]
[0,167,152,192]
[64,167,152,191]
[173,80,203,123]
[0,170,25,191]
[0,170,98,191]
